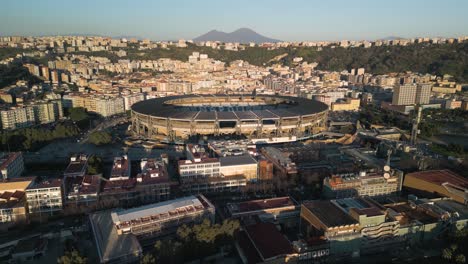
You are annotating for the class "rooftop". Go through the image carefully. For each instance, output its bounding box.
[220,154,257,167]
[89,211,142,263]
[227,196,297,215]
[131,95,328,120]
[302,200,358,228]
[0,152,21,171]
[27,178,62,190]
[64,154,88,175]
[406,170,468,189]
[244,222,294,261]
[111,156,130,179]
[0,177,35,192]
[111,195,212,225]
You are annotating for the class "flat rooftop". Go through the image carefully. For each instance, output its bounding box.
[406,170,468,188]
[89,211,141,263]
[334,197,384,217]
[244,222,294,261]
[386,203,438,225]
[220,155,257,167]
[302,200,358,228]
[227,197,296,215]
[111,195,210,224]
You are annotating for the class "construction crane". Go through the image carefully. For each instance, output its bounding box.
[410,104,422,145]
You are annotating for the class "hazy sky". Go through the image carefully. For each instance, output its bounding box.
[1,0,467,41]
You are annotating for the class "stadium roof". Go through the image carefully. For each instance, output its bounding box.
[131,94,328,120]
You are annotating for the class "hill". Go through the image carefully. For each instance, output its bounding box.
[193,28,280,43]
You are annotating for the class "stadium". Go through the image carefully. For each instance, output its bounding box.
[130,95,328,142]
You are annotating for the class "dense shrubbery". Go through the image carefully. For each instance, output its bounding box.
[0,123,80,151]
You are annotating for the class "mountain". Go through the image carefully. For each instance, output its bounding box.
[193,28,280,44]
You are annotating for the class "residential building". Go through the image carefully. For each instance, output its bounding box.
[0,177,35,228]
[63,154,88,178]
[331,98,360,111]
[25,179,63,216]
[0,107,35,130]
[392,83,431,105]
[64,175,101,207]
[111,194,215,237]
[227,196,299,226]
[110,156,130,181]
[0,152,24,179]
[219,155,258,181]
[323,170,403,199]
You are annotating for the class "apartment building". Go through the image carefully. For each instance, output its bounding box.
[331,98,360,111]
[0,100,63,130]
[111,194,215,237]
[392,83,431,105]
[110,156,131,181]
[0,177,35,228]
[323,170,403,199]
[63,154,88,178]
[0,152,24,179]
[63,94,125,117]
[0,107,35,130]
[25,179,63,216]
[123,93,146,111]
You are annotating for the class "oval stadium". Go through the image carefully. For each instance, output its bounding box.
[130,95,328,142]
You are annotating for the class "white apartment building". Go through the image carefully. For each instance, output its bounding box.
[123,93,145,111]
[0,100,63,130]
[26,179,63,216]
[95,96,125,117]
[0,107,35,130]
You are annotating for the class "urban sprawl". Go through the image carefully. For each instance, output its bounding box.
[0,35,467,263]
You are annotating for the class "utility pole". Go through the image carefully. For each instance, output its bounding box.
[411,104,422,145]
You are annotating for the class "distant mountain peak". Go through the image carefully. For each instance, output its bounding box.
[193,28,280,44]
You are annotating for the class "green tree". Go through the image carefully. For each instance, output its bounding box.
[442,248,453,260]
[140,253,156,264]
[88,131,112,145]
[69,107,89,122]
[87,155,103,175]
[456,254,467,264]
[57,250,87,264]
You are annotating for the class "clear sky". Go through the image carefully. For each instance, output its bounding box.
[1,0,467,41]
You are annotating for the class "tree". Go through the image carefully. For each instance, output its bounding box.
[88,131,112,145]
[87,155,103,175]
[442,248,453,260]
[68,107,89,122]
[57,250,87,264]
[141,253,156,264]
[456,254,467,264]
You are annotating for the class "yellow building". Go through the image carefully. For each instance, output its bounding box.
[403,170,468,204]
[331,98,360,111]
[220,155,258,181]
[0,177,34,228]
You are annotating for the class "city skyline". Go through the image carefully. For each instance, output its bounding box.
[1,0,468,41]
